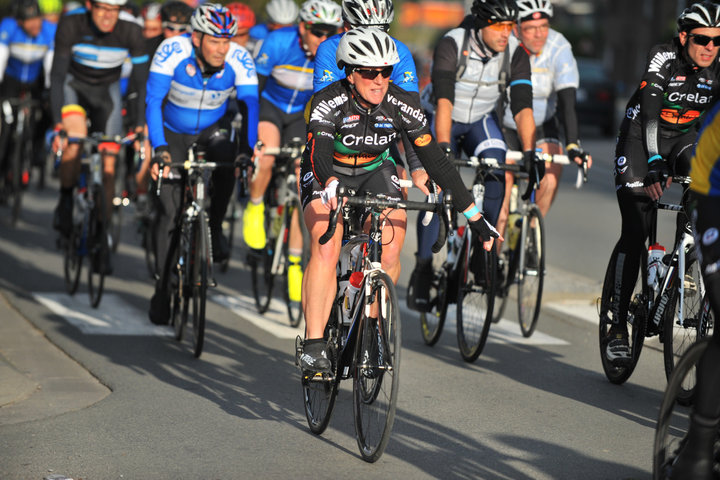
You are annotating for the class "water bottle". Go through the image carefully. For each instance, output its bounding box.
[507,213,522,250]
[472,184,485,213]
[647,243,666,292]
[340,271,364,325]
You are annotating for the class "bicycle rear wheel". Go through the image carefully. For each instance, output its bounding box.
[87,185,108,308]
[456,236,496,362]
[353,271,400,463]
[653,338,711,480]
[663,250,713,404]
[517,205,545,337]
[598,243,647,384]
[189,212,210,358]
[64,225,82,295]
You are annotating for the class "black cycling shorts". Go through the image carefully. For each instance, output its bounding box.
[299,157,401,210]
[259,98,306,145]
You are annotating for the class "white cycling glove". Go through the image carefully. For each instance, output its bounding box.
[320,179,339,206]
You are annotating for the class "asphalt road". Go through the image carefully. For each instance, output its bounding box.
[0,132,683,480]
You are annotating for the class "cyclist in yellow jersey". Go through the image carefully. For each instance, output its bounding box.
[666,99,720,480]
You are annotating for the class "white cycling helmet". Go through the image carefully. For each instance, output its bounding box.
[299,0,343,26]
[336,27,399,69]
[516,0,553,22]
[678,1,720,32]
[265,0,299,25]
[341,0,394,27]
[91,0,128,6]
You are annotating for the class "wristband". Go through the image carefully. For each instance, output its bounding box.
[463,205,480,219]
[648,155,662,163]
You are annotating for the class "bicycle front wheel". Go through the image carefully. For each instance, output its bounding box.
[353,271,400,463]
[517,205,545,337]
[189,212,210,358]
[456,236,496,362]
[653,339,711,480]
[663,250,713,404]
[598,243,647,384]
[87,185,108,308]
[301,310,340,435]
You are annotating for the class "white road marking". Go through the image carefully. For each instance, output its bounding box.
[215,292,568,346]
[33,293,173,336]
[212,294,304,339]
[544,300,599,325]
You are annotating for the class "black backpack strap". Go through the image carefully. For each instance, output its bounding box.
[455,27,472,81]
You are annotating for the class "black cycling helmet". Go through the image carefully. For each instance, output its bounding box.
[15,0,41,20]
[678,1,720,32]
[160,0,193,24]
[471,0,518,26]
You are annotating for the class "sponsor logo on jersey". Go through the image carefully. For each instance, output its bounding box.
[647,50,675,73]
[402,71,415,83]
[618,165,628,174]
[341,132,397,147]
[624,181,643,188]
[340,122,358,129]
[617,156,627,167]
[667,91,710,104]
[390,174,400,190]
[626,104,640,120]
[320,70,335,83]
[698,83,712,90]
[374,122,393,128]
[343,115,359,123]
[256,52,269,66]
[153,41,183,65]
[639,81,647,90]
[310,93,349,123]
[703,227,719,245]
[231,49,256,78]
[414,134,432,147]
[387,93,425,121]
[675,75,686,81]
[185,63,196,77]
[375,115,389,121]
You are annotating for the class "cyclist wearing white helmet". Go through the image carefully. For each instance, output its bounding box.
[50,0,148,276]
[603,1,720,368]
[146,3,259,324]
[501,0,591,219]
[249,0,300,46]
[243,0,342,303]
[298,27,502,372]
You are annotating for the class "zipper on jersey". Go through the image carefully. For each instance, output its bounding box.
[195,76,208,134]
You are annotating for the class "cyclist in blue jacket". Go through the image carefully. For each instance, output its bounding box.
[243,0,342,303]
[146,3,259,325]
[0,0,56,191]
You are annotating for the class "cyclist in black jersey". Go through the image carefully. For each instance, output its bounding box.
[605,1,720,365]
[50,0,148,258]
[298,28,502,372]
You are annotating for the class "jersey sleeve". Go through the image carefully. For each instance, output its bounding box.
[146,37,186,149]
[313,34,342,92]
[430,35,459,103]
[305,87,342,187]
[640,44,675,160]
[228,44,260,147]
[391,39,419,93]
[508,45,532,117]
[49,15,74,125]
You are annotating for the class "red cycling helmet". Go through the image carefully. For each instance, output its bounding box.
[226,2,256,29]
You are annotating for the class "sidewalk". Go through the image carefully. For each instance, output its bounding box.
[0,290,108,426]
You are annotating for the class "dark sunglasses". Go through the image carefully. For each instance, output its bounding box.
[689,33,720,46]
[309,26,336,38]
[354,66,393,80]
[162,22,189,32]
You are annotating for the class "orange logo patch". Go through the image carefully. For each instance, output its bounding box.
[414,134,432,147]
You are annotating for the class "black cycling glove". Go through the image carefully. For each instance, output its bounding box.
[566,143,588,165]
[468,216,500,243]
[644,158,670,187]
